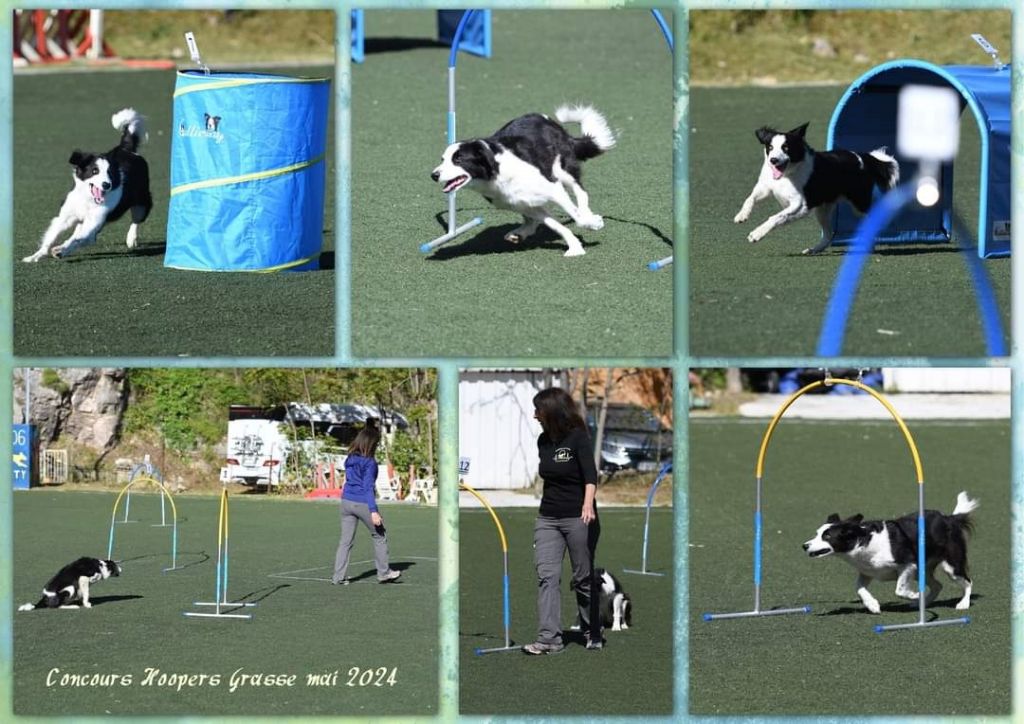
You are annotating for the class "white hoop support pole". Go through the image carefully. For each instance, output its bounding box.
[702,378,969,633]
[107,476,180,572]
[185,487,255,620]
[624,461,671,576]
[87,10,103,61]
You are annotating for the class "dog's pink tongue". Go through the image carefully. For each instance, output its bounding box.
[771,167,784,180]
[91,186,104,203]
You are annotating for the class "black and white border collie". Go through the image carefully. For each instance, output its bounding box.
[572,568,633,632]
[733,122,899,255]
[597,568,632,631]
[18,557,121,610]
[23,108,152,262]
[430,105,615,257]
[802,492,977,614]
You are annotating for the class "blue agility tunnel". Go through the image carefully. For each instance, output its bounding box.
[166,70,330,272]
[827,60,1010,258]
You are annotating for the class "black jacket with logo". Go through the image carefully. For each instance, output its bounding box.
[537,427,599,518]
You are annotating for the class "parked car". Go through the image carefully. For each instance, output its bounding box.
[586,403,672,473]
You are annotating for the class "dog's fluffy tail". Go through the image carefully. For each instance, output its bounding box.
[555,105,615,161]
[866,148,900,192]
[112,108,147,153]
[951,491,979,534]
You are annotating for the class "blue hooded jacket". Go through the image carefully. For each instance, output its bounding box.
[343,453,379,512]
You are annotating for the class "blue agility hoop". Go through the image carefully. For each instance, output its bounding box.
[816,185,1007,356]
[623,461,671,576]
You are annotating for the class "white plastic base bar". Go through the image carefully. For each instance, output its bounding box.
[475,645,522,655]
[875,616,969,633]
[184,611,252,620]
[647,255,673,270]
[192,600,257,607]
[703,605,812,621]
[420,217,484,253]
[623,568,666,577]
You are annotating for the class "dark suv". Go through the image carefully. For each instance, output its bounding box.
[586,403,672,473]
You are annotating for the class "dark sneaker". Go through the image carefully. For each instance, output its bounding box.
[331,578,350,585]
[378,569,401,583]
[522,641,565,655]
[583,631,605,650]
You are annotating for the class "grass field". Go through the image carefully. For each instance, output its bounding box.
[689,418,1010,716]
[689,84,1011,357]
[13,67,335,357]
[13,491,437,716]
[352,11,673,358]
[460,507,673,715]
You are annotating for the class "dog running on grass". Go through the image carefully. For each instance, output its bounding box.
[802,492,977,614]
[430,105,615,257]
[734,122,899,255]
[23,108,152,262]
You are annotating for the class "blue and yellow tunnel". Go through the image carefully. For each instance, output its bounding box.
[166,70,330,272]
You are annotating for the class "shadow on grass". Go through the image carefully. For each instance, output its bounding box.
[346,560,419,584]
[425,212,605,259]
[88,594,145,606]
[116,551,209,572]
[62,243,167,262]
[231,583,291,605]
[365,37,448,55]
[817,593,981,617]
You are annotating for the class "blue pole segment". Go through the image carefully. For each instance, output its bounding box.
[449,10,476,69]
[816,185,915,356]
[952,213,1007,356]
[753,510,762,585]
[650,9,673,52]
[502,573,511,634]
[917,513,925,600]
[447,112,456,145]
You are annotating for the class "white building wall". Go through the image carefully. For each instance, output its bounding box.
[459,371,554,490]
[883,368,1011,393]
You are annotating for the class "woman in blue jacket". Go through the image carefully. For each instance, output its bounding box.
[331,420,401,585]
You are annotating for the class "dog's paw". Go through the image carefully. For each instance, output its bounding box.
[17,603,33,611]
[504,232,522,244]
[611,623,622,632]
[578,214,604,231]
[733,210,750,224]
[83,601,92,609]
[747,230,764,244]
[955,598,971,611]
[50,247,65,259]
[865,600,881,615]
[563,246,586,258]
[21,254,41,263]
[801,246,825,256]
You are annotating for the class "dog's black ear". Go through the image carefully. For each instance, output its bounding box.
[826,513,840,524]
[476,140,497,178]
[755,127,776,146]
[68,150,87,167]
[846,514,864,524]
[789,122,810,139]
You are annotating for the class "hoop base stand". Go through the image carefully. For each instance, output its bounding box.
[185,488,255,621]
[703,606,811,622]
[474,644,521,655]
[875,616,969,634]
[420,216,483,253]
[624,568,665,577]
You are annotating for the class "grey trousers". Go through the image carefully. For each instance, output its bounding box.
[332,499,390,583]
[533,515,600,645]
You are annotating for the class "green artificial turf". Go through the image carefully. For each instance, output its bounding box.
[689,85,1011,357]
[12,67,335,357]
[459,507,673,715]
[13,491,437,716]
[689,418,1010,716]
[352,10,673,358]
